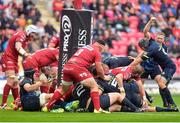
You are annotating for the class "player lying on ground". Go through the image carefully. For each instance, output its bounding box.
[13,68,79,112]
[91,65,178,112]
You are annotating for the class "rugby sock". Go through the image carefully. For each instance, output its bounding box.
[40,86,49,93]
[49,80,57,93]
[159,88,168,107]
[46,89,63,109]
[1,84,11,105]
[90,91,100,110]
[121,105,133,112]
[145,91,153,103]
[11,87,19,100]
[162,87,176,106]
[121,98,138,111]
[61,85,74,101]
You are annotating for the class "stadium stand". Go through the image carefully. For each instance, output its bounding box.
[0,0,179,77]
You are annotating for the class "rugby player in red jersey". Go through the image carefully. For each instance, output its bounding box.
[48,33,60,48]
[43,40,111,113]
[48,33,60,92]
[0,25,39,108]
[23,48,59,93]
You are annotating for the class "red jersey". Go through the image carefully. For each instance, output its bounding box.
[48,34,60,48]
[110,66,141,80]
[4,31,28,61]
[68,45,101,68]
[23,48,59,68]
[110,66,133,80]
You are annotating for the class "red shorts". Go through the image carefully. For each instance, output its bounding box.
[63,63,93,83]
[1,54,18,73]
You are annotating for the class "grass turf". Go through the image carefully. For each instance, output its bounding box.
[0,95,180,122]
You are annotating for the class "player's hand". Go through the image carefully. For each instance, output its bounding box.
[150,17,156,23]
[142,99,149,108]
[128,56,135,60]
[104,75,112,81]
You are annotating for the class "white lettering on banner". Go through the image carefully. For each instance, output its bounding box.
[78,29,87,48]
[62,15,72,52]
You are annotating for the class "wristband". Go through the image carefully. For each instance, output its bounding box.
[143,96,147,101]
[119,87,125,93]
[17,47,26,56]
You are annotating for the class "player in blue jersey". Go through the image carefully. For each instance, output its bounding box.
[103,56,133,69]
[19,68,53,111]
[72,82,141,112]
[131,17,177,109]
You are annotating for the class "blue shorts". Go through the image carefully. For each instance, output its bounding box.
[141,65,161,79]
[88,94,110,112]
[21,95,40,111]
[162,64,176,84]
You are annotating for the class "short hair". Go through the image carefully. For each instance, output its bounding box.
[96,40,106,46]
[156,32,165,36]
[24,68,35,77]
[138,39,150,49]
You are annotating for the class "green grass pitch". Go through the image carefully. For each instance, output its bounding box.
[0,95,180,122]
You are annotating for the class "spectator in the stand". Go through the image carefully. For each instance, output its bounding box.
[44,21,57,36]
[169,40,180,58]
[40,34,49,49]
[17,14,26,28]
[127,38,138,57]
[26,7,40,24]
[36,20,45,37]
[140,0,151,15]
[52,0,63,21]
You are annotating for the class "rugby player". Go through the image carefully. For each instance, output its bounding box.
[23,48,59,93]
[131,17,178,109]
[42,40,111,113]
[48,33,60,48]
[0,25,39,108]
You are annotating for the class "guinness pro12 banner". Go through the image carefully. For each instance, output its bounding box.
[58,9,93,85]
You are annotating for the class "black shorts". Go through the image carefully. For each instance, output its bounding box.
[141,65,161,79]
[124,81,139,94]
[21,95,40,111]
[162,64,176,83]
[88,94,110,112]
[127,93,142,108]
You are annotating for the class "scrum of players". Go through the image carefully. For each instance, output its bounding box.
[0,17,179,113]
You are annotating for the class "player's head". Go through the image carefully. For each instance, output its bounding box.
[138,38,149,50]
[155,32,165,44]
[25,25,39,41]
[24,68,35,79]
[94,40,106,52]
[131,64,144,77]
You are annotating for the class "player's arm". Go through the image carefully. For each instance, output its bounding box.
[95,62,105,79]
[143,17,156,40]
[130,52,144,66]
[115,74,125,93]
[15,42,29,57]
[135,79,148,107]
[23,81,42,92]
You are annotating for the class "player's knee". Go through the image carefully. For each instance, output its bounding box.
[118,93,125,102]
[155,75,167,89]
[7,75,19,85]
